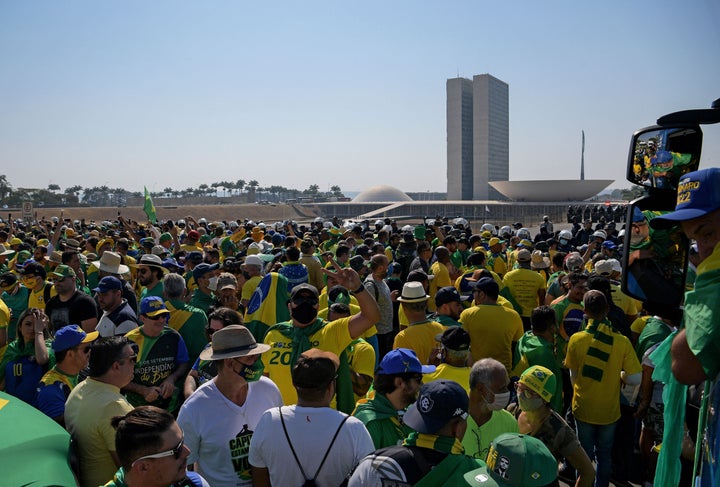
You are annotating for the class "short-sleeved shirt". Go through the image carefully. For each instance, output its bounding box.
[45,291,98,331]
[36,366,77,420]
[461,304,523,372]
[393,320,446,365]
[262,317,353,405]
[65,378,134,487]
[424,364,471,395]
[502,268,546,317]
[564,320,642,425]
[462,409,519,460]
[125,326,189,412]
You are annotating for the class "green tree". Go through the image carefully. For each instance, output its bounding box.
[0,174,12,203]
[236,179,246,195]
[330,185,343,197]
[48,184,61,192]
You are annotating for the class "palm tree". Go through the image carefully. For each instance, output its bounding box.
[0,174,13,203]
[236,179,246,195]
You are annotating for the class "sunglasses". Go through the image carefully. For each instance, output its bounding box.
[121,354,138,364]
[75,345,92,355]
[292,297,318,306]
[131,436,184,467]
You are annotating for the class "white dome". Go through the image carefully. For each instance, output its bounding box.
[352,185,413,203]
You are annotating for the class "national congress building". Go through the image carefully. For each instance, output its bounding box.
[446,74,509,201]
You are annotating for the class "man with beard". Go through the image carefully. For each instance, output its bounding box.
[261,258,380,408]
[353,348,435,449]
[104,406,208,487]
[44,265,98,332]
[177,325,282,486]
[137,254,168,304]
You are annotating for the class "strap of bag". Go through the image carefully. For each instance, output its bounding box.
[279,407,350,482]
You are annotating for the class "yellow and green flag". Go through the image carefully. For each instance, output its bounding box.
[244,273,290,341]
[143,186,157,223]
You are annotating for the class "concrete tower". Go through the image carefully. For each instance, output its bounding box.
[447,74,509,200]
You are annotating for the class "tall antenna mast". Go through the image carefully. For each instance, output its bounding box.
[580,130,585,180]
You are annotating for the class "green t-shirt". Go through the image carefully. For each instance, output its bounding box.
[462,409,519,460]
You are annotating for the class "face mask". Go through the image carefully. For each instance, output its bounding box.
[237,358,264,382]
[23,277,38,289]
[559,238,568,246]
[242,271,251,280]
[485,390,510,411]
[291,302,318,325]
[518,394,545,412]
[208,277,218,291]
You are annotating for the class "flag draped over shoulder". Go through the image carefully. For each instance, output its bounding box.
[244,273,290,341]
[143,186,157,223]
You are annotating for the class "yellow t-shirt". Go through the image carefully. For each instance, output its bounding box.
[28,282,56,311]
[428,261,451,313]
[610,282,639,317]
[393,320,446,365]
[630,315,651,336]
[502,268,546,317]
[460,304,523,372]
[564,322,642,425]
[262,317,353,405]
[241,275,263,302]
[346,338,376,403]
[424,363,471,395]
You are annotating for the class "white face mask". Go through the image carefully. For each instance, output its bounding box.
[487,390,510,411]
[208,277,218,291]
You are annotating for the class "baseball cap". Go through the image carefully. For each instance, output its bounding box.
[94,276,123,293]
[650,168,720,229]
[403,380,469,434]
[601,240,617,250]
[187,230,200,240]
[607,258,622,273]
[407,269,435,282]
[51,265,76,279]
[193,262,219,280]
[139,296,170,317]
[52,324,99,352]
[435,286,471,307]
[290,283,319,300]
[472,277,499,295]
[217,272,238,291]
[463,433,558,487]
[518,366,556,404]
[488,237,504,247]
[516,249,532,262]
[291,348,340,389]
[185,251,204,264]
[243,255,264,268]
[594,260,613,276]
[376,348,435,375]
[436,327,471,352]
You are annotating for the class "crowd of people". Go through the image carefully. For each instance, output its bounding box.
[0,170,717,487]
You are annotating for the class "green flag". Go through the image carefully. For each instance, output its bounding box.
[143,186,157,223]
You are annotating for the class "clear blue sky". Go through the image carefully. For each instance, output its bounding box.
[1,1,718,195]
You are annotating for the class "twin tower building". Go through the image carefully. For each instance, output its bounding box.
[446,74,509,201]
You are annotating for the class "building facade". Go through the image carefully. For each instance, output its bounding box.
[447,74,509,200]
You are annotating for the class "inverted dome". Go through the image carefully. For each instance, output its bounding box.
[353,185,413,203]
[489,180,614,201]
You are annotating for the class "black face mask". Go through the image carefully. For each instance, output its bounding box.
[242,271,251,280]
[291,302,318,325]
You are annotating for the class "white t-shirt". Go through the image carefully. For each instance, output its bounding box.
[177,377,282,486]
[248,405,375,487]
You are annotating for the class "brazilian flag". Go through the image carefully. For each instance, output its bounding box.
[143,186,157,224]
[245,273,290,341]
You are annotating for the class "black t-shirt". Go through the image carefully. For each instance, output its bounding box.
[45,291,99,332]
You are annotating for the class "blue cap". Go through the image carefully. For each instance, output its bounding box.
[139,296,170,317]
[632,207,646,223]
[185,251,203,264]
[601,240,617,250]
[376,348,435,375]
[192,262,219,280]
[403,380,468,434]
[654,150,673,164]
[52,324,98,352]
[93,276,123,293]
[434,286,471,307]
[651,168,720,229]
